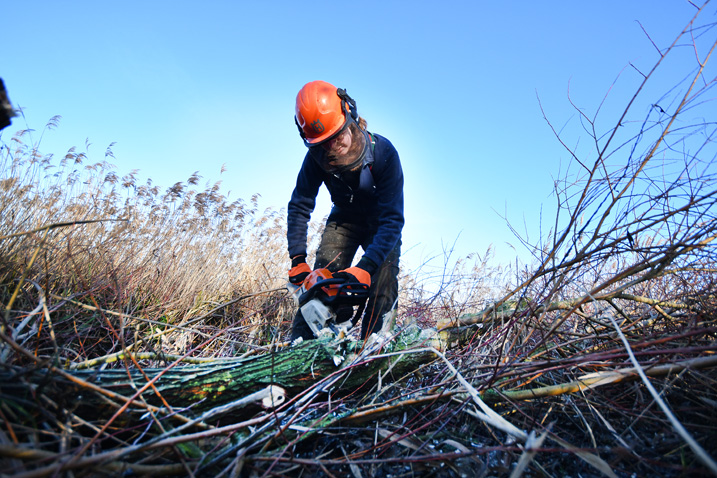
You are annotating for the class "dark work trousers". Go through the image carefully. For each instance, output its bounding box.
[290,219,401,341]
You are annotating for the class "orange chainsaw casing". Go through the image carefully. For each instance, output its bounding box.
[301,268,339,297]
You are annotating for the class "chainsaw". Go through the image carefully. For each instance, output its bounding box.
[287,268,370,337]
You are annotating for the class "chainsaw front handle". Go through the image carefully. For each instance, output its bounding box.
[298,277,369,307]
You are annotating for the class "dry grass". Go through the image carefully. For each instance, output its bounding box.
[0,118,323,362]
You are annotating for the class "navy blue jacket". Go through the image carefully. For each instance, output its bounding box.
[287,132,404,270]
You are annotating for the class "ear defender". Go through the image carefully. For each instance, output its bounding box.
[337,88,359,122]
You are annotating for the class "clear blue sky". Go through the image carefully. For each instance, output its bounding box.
[1,1,708,275]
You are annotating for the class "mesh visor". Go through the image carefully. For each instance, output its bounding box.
[308,123,367,174]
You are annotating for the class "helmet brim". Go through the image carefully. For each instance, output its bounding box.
[302,112,353,148]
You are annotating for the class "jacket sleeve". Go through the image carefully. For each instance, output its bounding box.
[287,153,323,259]
[360,135,405,269]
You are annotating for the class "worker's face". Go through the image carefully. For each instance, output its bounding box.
[323,126,353,159]
[311,123,365,173]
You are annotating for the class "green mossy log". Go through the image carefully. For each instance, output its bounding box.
[3,325,445,421]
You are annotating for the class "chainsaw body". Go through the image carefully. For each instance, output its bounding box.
[288,268,370,337]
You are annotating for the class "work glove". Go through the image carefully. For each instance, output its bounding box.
[288,255,312,285]
[333,266,371,288]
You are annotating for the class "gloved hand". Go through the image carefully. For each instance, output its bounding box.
[333,266,371,288]
[288,255,312,285]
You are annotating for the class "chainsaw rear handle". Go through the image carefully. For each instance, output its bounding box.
[298,277,370,307]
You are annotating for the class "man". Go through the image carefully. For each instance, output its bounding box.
[287,80,404,340]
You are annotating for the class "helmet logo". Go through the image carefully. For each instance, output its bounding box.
[310,119,325,134]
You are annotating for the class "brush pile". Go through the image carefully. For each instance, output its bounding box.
[1,6,717,478]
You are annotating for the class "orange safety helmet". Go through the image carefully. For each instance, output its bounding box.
[295,81,358,147]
